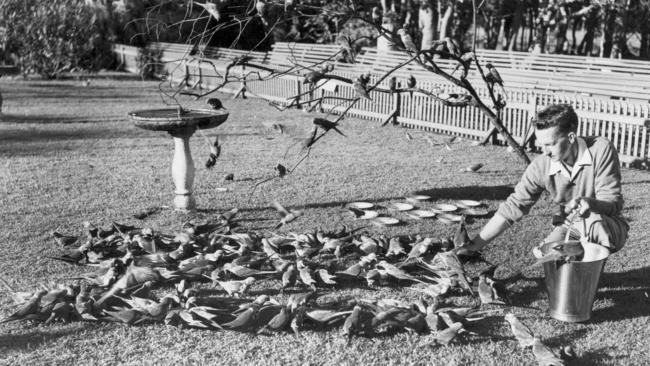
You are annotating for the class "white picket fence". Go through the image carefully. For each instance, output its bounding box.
[112,43,650,167]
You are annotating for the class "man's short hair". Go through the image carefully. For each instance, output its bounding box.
[532,104,578,134]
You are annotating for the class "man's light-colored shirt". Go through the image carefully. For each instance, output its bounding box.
[496,136,624,224]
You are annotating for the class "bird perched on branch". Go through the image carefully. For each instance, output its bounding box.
[194,1,221,22]
[397,28,418,53]
[406,74,416,97]
[353,75,372,101]
[444,37,460,56]
[485,63,504,90]
[313,117,345,136]
[321,63,335,73]
[303,70,325,85]
[337,35,356,63]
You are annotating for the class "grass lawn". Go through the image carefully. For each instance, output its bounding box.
[0,75,649,365]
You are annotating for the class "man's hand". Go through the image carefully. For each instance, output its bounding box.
[453,236,488,254]
[565,197,592,218]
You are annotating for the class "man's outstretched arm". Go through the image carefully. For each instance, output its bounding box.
[461,214,512,252]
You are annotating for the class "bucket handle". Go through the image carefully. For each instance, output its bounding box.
[564,207,589,243]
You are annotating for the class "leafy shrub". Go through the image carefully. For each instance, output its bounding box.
[136,47,162,80]
[0,0,113,78]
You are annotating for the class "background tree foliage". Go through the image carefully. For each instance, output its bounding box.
[97,0,650,59]
[0,0,113,78]
[2,0,650,78]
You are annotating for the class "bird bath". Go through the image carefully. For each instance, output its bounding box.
[128,108,229,212]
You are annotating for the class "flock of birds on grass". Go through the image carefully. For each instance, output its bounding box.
[1,207,576,365]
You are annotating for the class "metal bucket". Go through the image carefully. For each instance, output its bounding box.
[542,240,610,322]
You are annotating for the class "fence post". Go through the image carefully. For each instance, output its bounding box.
[238,63,247,99]
[524,93,538,151]
[183,60,190,88]
[394,92,401,125]
[197,59,203,90]
[120,46,126,68]
[292,76,302,109]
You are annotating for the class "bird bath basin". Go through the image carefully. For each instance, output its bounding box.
[129,108,229,212]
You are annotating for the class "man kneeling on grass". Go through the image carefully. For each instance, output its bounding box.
[462,104,629,254]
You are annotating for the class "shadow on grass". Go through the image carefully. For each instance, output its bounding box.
[589,266,650,324]
[412,185,514,201]
[0,114,125,124]
[202,185,514,216]
[0,323,91,352]
[542,329,629,366]
[501,266,650,325]
[621,179,650,186]
[573,348,627,366]
[0,127,158,156]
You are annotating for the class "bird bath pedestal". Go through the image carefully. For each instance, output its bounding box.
[128,108,229,212]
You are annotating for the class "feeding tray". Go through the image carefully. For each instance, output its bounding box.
[437,213,463,224]
[128,107,230,212]
[387,202,414,211]
[456,199,481,208]
[407,209,437,219]
[405,194,431,203]
[129,108,229,132]
[432,203,458,212]
[372,217,400,226]
[349,209,379,220]
[348,202,375,210]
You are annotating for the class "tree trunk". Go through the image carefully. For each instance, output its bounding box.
[641,30,650,59]
[377,15,398,51]
[527,5,536,51]
[496,19,506,50]
[641,5,650,59]
[401,0,415,27]
[507,4,523,51]
[419,2,437,50]
[554,5,568,54]
[600,6,616,57]
[438,2,454,40]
